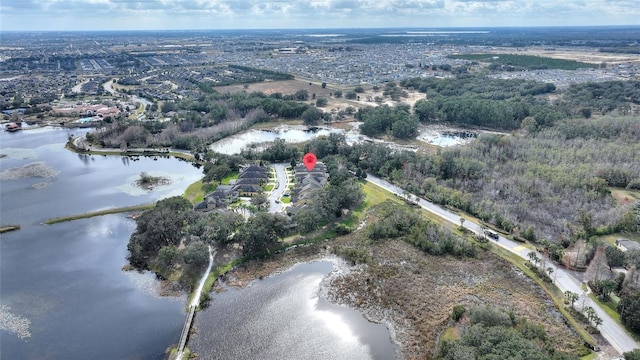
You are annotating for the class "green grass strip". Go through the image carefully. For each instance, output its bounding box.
[44,203,154,224]
[490,245,596,348]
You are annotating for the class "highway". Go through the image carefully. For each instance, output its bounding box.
[366,173,639,355]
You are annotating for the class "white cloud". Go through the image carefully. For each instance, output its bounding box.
[0,0,638,30]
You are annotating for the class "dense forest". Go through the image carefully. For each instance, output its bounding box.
[299,115,639,242]
[88,90,312,151]
[439,306,579,360]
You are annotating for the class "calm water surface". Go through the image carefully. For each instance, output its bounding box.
[209,125,345,154]
[1,127,202,359]
[189,260,398,360]
[1,127,396,360]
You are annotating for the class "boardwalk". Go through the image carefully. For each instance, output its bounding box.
[175,246,214,360]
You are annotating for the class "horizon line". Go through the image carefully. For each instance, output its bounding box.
[2,24,640,33]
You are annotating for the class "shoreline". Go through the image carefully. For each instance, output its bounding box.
[44,203,155,224]
[206,245,406,358]
[196,250,404,359]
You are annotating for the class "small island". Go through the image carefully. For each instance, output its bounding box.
[134,171,171,191]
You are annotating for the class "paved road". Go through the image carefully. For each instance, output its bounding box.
[366,173,639,355]
[268,163,288,214]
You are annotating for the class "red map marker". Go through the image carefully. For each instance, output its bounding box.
[303,152,317,171]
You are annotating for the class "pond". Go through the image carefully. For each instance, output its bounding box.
[417,127,477,147]
[189,260,398,360]
[209,125,347,154]
[210,123,476,155]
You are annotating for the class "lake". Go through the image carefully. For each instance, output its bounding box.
[0,127,202,360]
[1,127,396,359]
[189,260,398,360]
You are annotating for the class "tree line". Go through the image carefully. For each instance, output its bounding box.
[299,115,639,243]
[439,306,580,360]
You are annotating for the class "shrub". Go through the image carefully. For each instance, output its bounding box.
[452,305,466,321]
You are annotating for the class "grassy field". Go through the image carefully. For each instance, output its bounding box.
[587,293,620,323]
[44,203,155,224]
[449,53,597,70]
[221,173,238,185]
[611,187,640,205]
[598,232,640,246]
[491,245,596,347]
[184,180,205,204]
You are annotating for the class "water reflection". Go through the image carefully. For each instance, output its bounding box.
[189,260,397,360]
[209,125,343,154]
[1,127,199,359]
[418,127,477,147]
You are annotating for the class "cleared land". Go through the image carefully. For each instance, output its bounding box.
[486,47,640,66]
[449,53,597,70]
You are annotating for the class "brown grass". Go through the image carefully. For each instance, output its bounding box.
[220,229,583,360]
[327,234,584,359]
[214,79,334,97]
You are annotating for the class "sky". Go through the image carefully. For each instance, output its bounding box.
[0,0,638,31]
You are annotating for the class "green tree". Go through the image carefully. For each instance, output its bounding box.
[238,213,289,257]
[127,196,194,269]
[157,245,178,272]
[251,193,269,211]
[316,98,328,107]
[528,251,540,268]
[183,241,209,269]
[565,291,579,309]
[294,89,309,101]
[618,291,640,334]
[624,349,640,360]
[452,305,466,321]
[204,164,232,183]
[302,107,322,125]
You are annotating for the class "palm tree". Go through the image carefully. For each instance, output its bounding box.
[528,251,540,268]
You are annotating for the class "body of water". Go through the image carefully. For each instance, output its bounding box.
[210,123,476,155]
[189,260,397,360]
[209,125,345,155]
[417,127,477,147]
[1,126,396,360]
[0,127,203,359]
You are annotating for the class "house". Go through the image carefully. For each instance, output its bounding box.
[195,185,237,211]
[233,184,262,197]
[616,239,640,252]
[290,161,329,207]
[231,164,269,196]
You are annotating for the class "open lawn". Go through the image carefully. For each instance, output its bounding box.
[184,180,205,204]
[221,173,238,185]
[611,187,640,206]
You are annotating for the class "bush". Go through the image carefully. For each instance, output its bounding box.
[452,305,466,321]
[469,307,513,327]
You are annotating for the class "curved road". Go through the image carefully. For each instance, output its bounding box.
[268,163,289,214]
[366,174,639,355]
